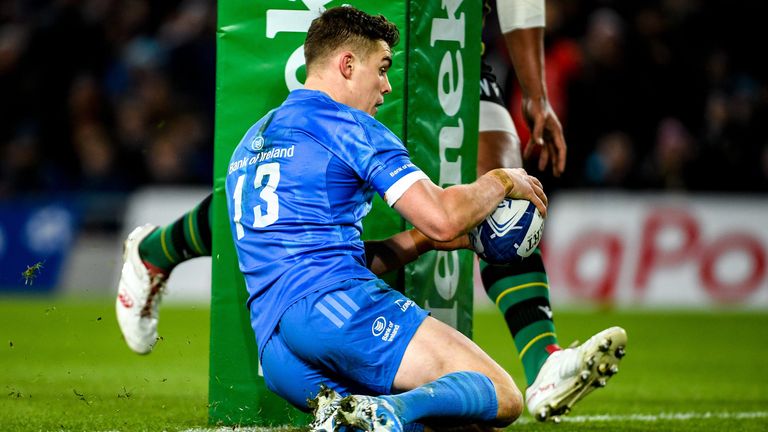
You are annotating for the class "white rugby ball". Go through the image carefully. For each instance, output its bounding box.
[468,198,545,264]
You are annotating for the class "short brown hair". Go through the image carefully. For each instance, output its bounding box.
[304,6,399,70]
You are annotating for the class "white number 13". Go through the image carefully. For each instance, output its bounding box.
[233,162,281,239]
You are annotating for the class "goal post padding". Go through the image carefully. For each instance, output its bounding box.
[210,0,481,425]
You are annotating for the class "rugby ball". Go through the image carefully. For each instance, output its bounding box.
[468,198,544,264]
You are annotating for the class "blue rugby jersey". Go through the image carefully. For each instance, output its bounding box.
[225,89,428,356]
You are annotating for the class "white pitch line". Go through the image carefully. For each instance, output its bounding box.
[514,410,768,424]
[180,411,768,431]
[182,426,296,432]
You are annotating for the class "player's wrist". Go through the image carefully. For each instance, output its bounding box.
[523,94,550,110]
[488,169,515,196]
[408,229,434,256]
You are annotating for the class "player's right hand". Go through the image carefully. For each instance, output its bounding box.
[522,97,567,177]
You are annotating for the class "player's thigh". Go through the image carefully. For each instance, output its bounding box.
[279,279,429,395]
[261,329,353,410]
[393,315,519,397]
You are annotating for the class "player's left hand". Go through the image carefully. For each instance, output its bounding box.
[522,97,567,177]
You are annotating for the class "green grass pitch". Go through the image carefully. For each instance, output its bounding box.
[1,297,767,431]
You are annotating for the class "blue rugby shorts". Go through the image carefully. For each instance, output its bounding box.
[260,278,429,410]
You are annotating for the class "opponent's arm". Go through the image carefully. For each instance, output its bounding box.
[392,167,547,243]
[364,229,470,276]
[499,1,567,177]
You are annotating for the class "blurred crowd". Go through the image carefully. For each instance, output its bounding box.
[1,0,767,200]
[0,0,215,198]
[485,0,768,192]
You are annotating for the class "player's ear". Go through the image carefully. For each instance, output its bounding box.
[339,51,354,79]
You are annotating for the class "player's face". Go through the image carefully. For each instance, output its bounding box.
[350,40,392,116]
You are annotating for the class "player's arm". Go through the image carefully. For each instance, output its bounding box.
[391,168,547,243]
[364,229,470,276]
[498,0,567,176]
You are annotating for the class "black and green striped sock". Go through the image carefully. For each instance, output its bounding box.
[138,194,213,272]
[480,248,560,386]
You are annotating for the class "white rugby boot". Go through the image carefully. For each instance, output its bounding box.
[336,395,403,432]
[526,326,627,422]
[308,385,344,432]
[115,224,168,354]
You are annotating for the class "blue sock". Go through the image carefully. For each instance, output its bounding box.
[381,371,498,423]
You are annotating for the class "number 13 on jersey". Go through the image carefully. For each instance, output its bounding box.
[232,162,281,239]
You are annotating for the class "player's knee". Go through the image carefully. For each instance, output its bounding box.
[493,377,524,426]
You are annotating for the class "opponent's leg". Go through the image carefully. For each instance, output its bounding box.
[116,193,212,354]
[138,193,213,272]
[478,72,562,387]
[477,63,627,422]
[525,326,627,422]
[479,250,559,386]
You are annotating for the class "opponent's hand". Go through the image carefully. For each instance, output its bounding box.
[499,168,548,217]
[522,97,567,177]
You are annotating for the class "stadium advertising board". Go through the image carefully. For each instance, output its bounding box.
[0,202,78,291]
[540,193,768,307]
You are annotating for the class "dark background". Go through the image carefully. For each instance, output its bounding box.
[1,0,766,223]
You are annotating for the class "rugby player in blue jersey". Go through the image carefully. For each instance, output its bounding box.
[222,6,550,430]
[117,1,627,426]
